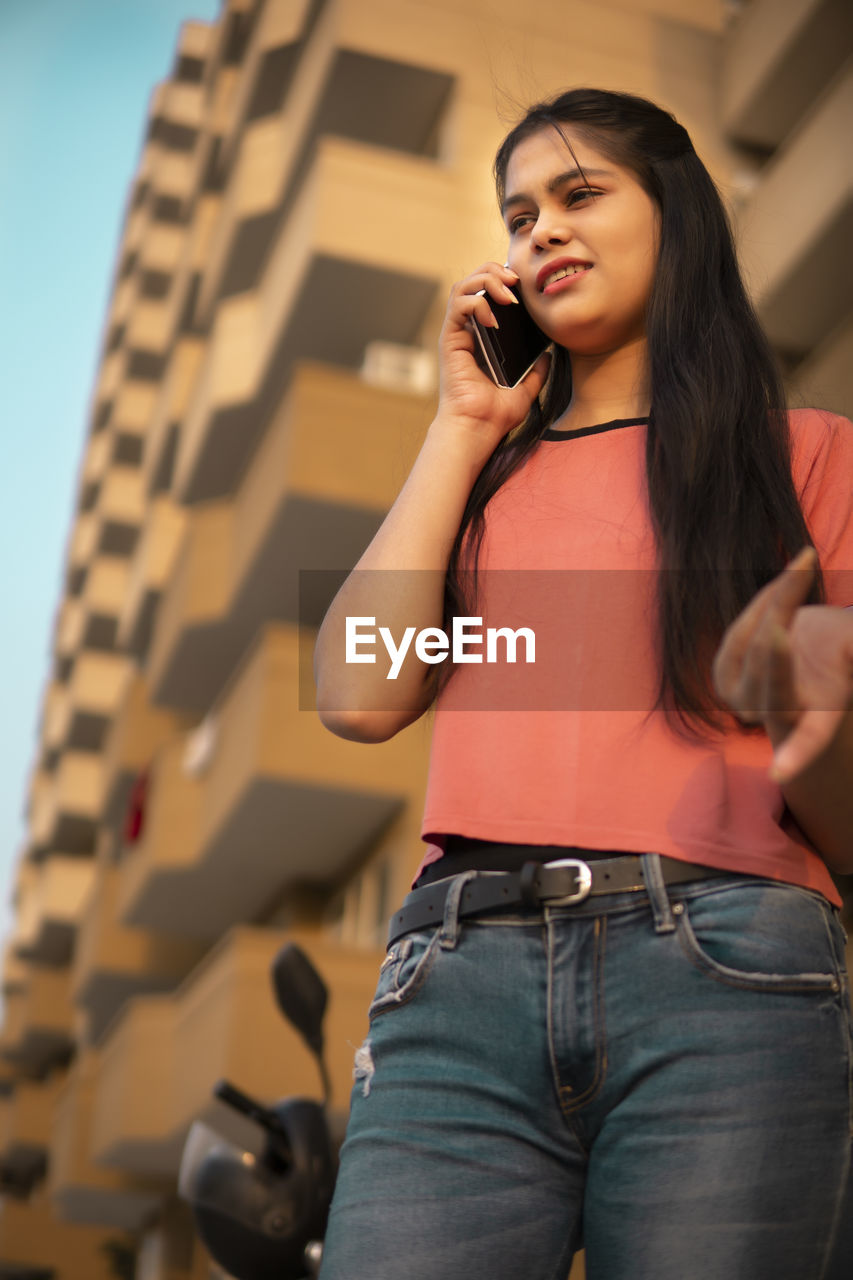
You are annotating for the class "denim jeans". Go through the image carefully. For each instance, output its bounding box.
[319,857,853,1280]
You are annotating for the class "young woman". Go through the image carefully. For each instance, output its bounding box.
[313,89,853,1280]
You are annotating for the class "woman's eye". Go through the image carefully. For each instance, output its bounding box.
[509,189,601,231]
[567,187,599,205]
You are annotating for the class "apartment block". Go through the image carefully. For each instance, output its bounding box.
[1,1,850,1277]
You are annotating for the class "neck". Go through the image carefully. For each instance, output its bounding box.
[557,337,651,430]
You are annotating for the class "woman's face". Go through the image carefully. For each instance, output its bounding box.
[502,127,660,355]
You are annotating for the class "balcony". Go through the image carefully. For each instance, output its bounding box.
[96,332,167,429]
[144,502,234,710]
[111,378,159,443]
[140,137,197,206]
[176,136,445,502]
[72,863,205,1044]
[165,187,221,340]
[29,750,104,856]
[71,651,130,739]
[91,998,179,1177]
[172,925,386,1113]
[90,926,384,1177]
[57,565,126,660]
[8,863,39,958]
[0,1099,11,1181]
[0,1193,116,1278]
[108,273,138,332]
[148,61,217,210]
[94,346,128,409]
[45,651,131,756]
[70,554,132,656]
[123,625,426,938]
[198,0,329,312]
[217,0,314,183]
[80,548,131,617]
[39,682,69,762]
[789,312,853,410]
[101,674,189,829]
[0,991,25,1073]
[124,200,148,255]
[25,771,55,851]
[54,598,84,676]
[0,967,73,1076]
[737,64,853,354]
[123,296,172,361]
[722,0,852,148]
[0,1074,64,1192]
[89,465,146,558]
[150,78,205,136]
[118,498,187,660]
[1,942,27,999]
[176,14,214,63]
[137,218,185,278]
[12,855,95,967]
[200,0,455,318]
[227,359,431,615]
[66,513,98,597]
[49,1051,164,1230]
[114,736,203,934]
[209,53,241,141]
[147,360,429,711]
[80,429,111,493]
[142,337,205,497]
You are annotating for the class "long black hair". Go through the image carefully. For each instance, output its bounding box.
[443,88,820,734]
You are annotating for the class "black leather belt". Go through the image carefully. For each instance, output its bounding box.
[387,854,729,949]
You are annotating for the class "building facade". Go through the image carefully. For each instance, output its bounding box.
[1,1,851,1276]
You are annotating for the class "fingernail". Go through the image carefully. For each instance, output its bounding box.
[504,288,519,303]
[504,265,519,277]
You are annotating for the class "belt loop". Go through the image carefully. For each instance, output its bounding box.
[519,861,542,907]
[439,870,479,950]
[641,853,675,934]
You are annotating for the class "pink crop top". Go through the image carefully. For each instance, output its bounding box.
[418,409,853,906]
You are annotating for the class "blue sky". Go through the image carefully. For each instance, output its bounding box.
[0,0,221,938]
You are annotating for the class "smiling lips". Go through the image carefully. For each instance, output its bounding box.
[537,259,594,292]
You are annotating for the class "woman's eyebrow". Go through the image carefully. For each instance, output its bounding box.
[501,167,614,217]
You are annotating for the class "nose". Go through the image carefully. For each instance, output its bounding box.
[529,212,571,251]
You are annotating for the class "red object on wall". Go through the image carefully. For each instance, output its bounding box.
[123,769,149,843]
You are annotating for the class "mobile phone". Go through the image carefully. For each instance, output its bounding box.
[470,284,551,388]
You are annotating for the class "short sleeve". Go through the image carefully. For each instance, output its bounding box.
[790,408,853,607]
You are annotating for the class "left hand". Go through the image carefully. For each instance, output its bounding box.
[712,546,853,783]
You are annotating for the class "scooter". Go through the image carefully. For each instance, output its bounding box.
[178,944,338,1279]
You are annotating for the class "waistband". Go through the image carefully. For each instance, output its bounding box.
[390,849,738,949]
[416,835,635,887]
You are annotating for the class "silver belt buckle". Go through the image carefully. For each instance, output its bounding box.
[541,858,593,905]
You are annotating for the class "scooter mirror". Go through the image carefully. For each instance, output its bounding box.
[270,943,328,1061]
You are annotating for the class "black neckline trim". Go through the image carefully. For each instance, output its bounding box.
[542,416,650,441]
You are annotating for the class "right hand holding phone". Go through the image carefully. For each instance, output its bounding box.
[436,262,551,460]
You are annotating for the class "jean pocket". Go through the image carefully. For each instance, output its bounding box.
[368,930,440,1020]
[675,881,843,995]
